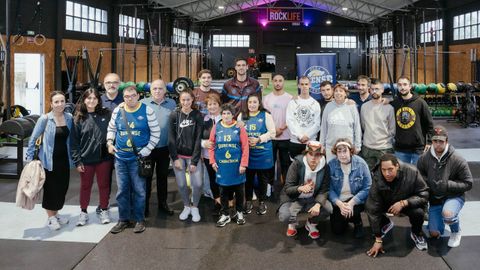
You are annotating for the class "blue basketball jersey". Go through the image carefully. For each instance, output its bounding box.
[214,121,246,186]
[244,111,273,169]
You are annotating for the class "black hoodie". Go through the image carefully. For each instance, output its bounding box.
[391,93,434,153]
[168,108,203,165]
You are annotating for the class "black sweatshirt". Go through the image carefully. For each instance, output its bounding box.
[71,111,112,166]
[391,93,434,153]
[168,108,203,166]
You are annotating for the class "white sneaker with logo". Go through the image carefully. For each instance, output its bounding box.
[76,212,89,226]
[47,216,61,231]
[55,214,69,225]
[99,210,111,224]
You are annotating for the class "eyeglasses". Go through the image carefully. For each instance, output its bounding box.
[105,81,120,85]
[123,93,138,99]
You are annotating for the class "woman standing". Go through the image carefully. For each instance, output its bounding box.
[238,94,276,215]
[168,90,204,222]
[320,84,362,162]
[71,88,113,226]
[209,104,249,227]
[201,94,222,214]
[328,138,371,238]
[26,91,74,230]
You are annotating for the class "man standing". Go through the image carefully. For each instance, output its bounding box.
[101,73,123,112]
[391,76,434,164]
[417,125,473,248]
[318,81,334,116]
[107,86,160,234]
[222,57,261,115]
[193,69,220,116]
[350,75,372,112]
[141,79,176,217]
[360,80,395,170]
[366,153,429,257]
[286,76,321,159]
[263,74,292,184]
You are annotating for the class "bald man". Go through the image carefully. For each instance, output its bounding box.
[141,79,176,216]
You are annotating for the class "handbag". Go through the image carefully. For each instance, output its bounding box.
[120,108,153,178]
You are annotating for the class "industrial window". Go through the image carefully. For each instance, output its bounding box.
[189,31,201,47]
[420,19,443,43]
[320,36,357,48]
[65,1,107,35]
[212,35,250,47]
[453,11,480,40]
[173,28,187,45]
[119,14,144,39]
[382,31,393,47]
[369,34,378,50]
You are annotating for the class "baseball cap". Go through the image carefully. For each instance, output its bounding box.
[432,125,448,141]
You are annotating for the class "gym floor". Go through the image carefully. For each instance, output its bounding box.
[1,120,479,270]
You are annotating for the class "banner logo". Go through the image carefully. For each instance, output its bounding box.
[304,66,333,94]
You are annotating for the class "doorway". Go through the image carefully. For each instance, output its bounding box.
[14,53,44,115]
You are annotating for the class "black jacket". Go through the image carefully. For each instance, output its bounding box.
[168,108,203,166]
[279,155,332,213]
[391,93,434,153]
[417,145,473,205]
[366,162,429,236]
[71,111,112,166]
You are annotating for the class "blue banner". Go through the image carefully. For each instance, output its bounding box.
[296,53,336,101]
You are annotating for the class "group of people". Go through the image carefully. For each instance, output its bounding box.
[25,57,472,257]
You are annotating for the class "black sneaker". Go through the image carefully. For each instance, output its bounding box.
[133,222,146,233]
[244,201,253,214]
[256,201,267,215]
[159,202,174,216]
[110,221,129,234]
[353,223,365,238]
[410,232,428,251]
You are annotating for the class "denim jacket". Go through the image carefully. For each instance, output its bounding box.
[328,155,371,205]
[26,112,74,171]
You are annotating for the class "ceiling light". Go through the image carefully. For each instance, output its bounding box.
[326,19,332,25]
[218,6,225,10]
[237,19,243,24]
[282,28,287,31]
[296,46,301,49]
[342,7,348,11]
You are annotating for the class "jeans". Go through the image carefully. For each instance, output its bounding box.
[115,158,146,222]
[204,158,220,199]
[278,197,329,224]
[395,151,420,165]
[428,197,465,234]
[173,157,203,207]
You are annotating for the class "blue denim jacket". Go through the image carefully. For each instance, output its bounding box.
[26,112,74,171]
[328,155,372,205]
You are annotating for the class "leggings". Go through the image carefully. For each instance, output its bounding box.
[173,157,203,207]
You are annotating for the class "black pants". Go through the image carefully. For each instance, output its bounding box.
[378,206,425,237]
[289,142,306,161]
[220,183,245,215]
[204,158,220,199]
[145,147,170,208]
[245,168,273,202]
[272,140,290,181]
[330,203,365,235]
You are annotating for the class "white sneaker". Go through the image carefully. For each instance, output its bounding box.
[179,206,191,221]
[448,232,462,248]
[99,210,111,224]
[47,216,61,231]
[55,214,69,225]
[191,207,201,222]
[76,212,89,226]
